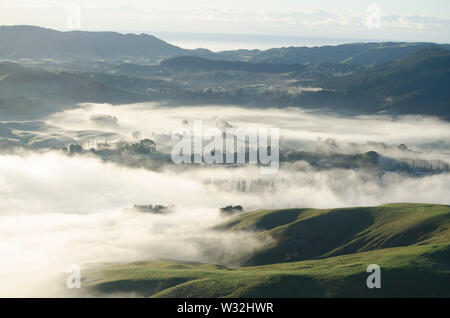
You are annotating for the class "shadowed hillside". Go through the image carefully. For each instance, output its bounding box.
[314,48,450,118]
[218,203,450,265]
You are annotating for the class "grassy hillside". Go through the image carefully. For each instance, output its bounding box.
[218,203,450,265]
[83,203,450,298]
[84,244,449,298]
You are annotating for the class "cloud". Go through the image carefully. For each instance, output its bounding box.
[1,3,448,43]
[0,152,272,297]
[167,8,450,32]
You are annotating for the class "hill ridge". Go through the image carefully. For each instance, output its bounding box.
[83,203,450,298]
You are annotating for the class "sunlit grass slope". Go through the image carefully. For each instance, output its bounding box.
[217,203,450,265]
[84,203,450,297]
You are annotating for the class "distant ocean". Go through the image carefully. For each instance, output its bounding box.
[151,32,379,52]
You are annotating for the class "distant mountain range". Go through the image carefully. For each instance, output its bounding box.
[0,25,448,120]
[0,25,185,62]
[1,47,449,120]
[207,42,450,65]
[1,25,449,65]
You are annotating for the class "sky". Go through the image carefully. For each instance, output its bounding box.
[0,0,449,49]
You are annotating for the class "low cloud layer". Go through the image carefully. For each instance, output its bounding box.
[1,151,449,296]
[0,153,270,297]
[44,103,450,162]
[1,102,449,297]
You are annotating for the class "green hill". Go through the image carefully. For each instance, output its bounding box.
[83,203,450,297]
[217,203,450,265]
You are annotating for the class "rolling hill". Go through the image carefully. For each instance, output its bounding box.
[217,203,450,265]
[211,42,450,65]
[83,203,450,297]
[0,25,186,62]
[0,62,178,119]
[302,48,450,118]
